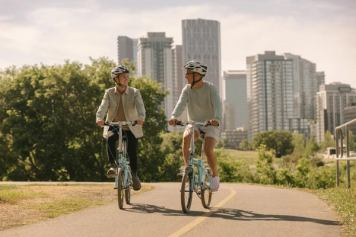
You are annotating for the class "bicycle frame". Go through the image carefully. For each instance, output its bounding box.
[188,122,210,192]
[107,121,134,189]
[105,121,136,209]
[179,121,212,213]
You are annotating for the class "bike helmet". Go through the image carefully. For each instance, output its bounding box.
[111,65,130,79]
[184,60,207,76]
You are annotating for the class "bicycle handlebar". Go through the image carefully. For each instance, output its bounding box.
[175,120,216,127]
[104,121,137,127]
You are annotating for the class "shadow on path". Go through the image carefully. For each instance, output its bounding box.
[126,203,339,226]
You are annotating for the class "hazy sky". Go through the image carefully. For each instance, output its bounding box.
[1,0,355,87]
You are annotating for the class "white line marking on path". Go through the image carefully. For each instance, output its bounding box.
[168,188,236,237]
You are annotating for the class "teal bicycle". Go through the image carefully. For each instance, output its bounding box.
[177,121,213,213]
[105,121,136,209]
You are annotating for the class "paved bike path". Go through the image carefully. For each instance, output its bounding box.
[0,183,340,237]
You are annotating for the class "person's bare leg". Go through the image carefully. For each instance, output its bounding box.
[182,130,199,167]
[182,133,191,167]
[204,137,218,177]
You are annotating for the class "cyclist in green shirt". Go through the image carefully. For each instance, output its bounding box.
[169,61,222,191]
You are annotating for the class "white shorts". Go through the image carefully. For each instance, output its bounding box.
[183,124,220,141]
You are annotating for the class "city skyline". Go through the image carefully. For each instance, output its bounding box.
[0,0,355,87]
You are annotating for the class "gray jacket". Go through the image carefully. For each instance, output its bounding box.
[96,86,146,138]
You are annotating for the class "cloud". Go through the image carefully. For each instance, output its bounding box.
[0,0,355,87]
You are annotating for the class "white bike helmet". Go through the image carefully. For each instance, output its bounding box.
[184,60,207,76]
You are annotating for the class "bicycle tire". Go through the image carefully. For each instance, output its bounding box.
[125,179,131,205]
[201,173,212,208]
[117,169,125,209]
[181,173,193,213]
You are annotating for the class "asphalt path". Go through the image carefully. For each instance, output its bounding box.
[0,183,340,237]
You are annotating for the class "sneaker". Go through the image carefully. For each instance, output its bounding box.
[132,175,141,191]
[210,176,220,192]
[107,167,116,177]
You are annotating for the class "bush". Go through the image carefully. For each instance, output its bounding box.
[255,145,276,184]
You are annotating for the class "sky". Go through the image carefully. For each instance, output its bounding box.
[0,0,355,87]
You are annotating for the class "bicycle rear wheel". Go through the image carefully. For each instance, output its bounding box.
[181,173,193,213]
[117,169,125,209]
[201,173,212,208]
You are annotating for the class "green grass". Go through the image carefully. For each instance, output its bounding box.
[0,186,47,204]
[217,148,258,165]
[315,186,356,237]
[33,198,104,218]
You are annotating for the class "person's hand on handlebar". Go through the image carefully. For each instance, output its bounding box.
[96,120,105,127]
[207,119,219,127]
[136,120,144,126]
[168,118,178,126]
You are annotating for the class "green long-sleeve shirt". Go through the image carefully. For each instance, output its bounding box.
[171,82,222,123]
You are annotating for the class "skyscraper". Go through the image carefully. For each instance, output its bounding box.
[284,53,320,120]
[137,32,174,118]
[117,36,137,67]
[223,70,248,130]
[182,19,221,95]
[172,45,184,105]
[246,51,294,139]
[247,51,325,139]
[315,83,356,143]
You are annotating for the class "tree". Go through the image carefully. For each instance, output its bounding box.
[159,132,183,181]
[239,139,252,151]
[0,58,168,181]
[130,76,167,181]
[253,130,294,158]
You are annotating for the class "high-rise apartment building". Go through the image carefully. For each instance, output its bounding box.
[284,53,319,119]
[172,45,184,105]
[246,51,294,139]
[223,70,248,130]
[137,32,174,118]
[182,19,221,95]
[247,51,325,139]
[316,71,325,89]
[117,36,137,68]
[316,83,356,143]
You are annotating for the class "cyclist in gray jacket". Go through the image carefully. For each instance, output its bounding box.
[96,65,146,190]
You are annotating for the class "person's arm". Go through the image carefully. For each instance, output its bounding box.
[134,89,146,125]
[211,85,222,125]
[171,86,189,119]
[96,90,110,126]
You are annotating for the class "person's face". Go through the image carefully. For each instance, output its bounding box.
[185,70,195,84]
[115,73,129,87]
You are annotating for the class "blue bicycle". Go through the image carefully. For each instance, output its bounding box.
[177,121,213,213]
[105,121,136,209]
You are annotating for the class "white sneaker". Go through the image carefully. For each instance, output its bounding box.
[210,176,220,192]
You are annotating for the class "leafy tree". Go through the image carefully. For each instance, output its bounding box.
[0,58,167,181]
[253,130,294,157]
[239,139,252,151]
[159,132,183,181]
[130,77,167,181]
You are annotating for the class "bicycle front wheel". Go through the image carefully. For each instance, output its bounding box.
[201,173,212,208]
[117,169,125,209]
[125,177,131,205]
[181,173,193,213]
